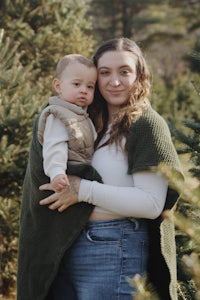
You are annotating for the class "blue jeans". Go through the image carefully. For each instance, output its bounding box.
[52,218,149,300]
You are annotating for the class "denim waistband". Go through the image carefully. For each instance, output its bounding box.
[86,217,147,231]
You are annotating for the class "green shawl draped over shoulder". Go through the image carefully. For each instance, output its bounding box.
[128,106,183,300]
[17,105,182,300]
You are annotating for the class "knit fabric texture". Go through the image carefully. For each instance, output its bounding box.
[17,105,182,300]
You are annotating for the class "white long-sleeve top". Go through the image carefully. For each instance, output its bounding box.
[43,115,69,181]
[42,114,96,181]
[78,131,168,219]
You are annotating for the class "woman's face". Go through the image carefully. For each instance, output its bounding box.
[97,50,137,115]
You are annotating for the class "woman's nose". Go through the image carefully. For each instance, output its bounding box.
[109,75,120,86]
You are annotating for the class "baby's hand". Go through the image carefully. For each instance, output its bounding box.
[51,174,69,192]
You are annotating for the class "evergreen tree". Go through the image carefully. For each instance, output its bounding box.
[155,49,200,300]
[0,30,39,296]
[0,0,96,81]
[161,53,200,299]
[0,0,96,297]
[88,0,161,40]
[170,119,200,299]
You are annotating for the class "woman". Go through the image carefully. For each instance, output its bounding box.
[18,38,183,300]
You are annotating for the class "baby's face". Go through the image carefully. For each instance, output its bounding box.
[54,61,97,107]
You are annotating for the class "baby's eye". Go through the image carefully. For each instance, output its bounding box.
[88,85,94,89]
[73,82,80,87]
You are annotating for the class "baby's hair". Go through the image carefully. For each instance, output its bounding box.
[54,54,95,79]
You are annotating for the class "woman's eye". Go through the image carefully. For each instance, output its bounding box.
[121,70,130,75]
[99,70,109,75]
[88,85,94,89]
[73,82,80,86]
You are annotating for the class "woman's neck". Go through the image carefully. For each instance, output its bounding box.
[108,106,120,123]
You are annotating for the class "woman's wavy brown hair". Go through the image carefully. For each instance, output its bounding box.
[88,38,151,152]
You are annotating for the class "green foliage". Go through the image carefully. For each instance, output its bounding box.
[150,53,199,131]
[0,30,41,295]
[0,31,41,197]
[188,41,200,73]
[89,0,161,40]
[0,0,96,296]
[174,120,200,179]
[166,83,200,298]
[154,163,200,300]
[0,0,96,79]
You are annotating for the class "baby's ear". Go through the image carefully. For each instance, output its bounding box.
[53,78,61,94]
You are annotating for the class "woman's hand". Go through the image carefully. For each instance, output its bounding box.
[39,175,81,212]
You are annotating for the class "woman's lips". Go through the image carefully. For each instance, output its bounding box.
[108,90,123,95]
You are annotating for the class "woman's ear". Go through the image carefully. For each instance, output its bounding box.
[53,78,61,94]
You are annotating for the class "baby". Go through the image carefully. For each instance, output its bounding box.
[37,54,97,192]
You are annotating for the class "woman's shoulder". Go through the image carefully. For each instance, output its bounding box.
[129,105,172,146]
[132,105,170,134]
[142,105,167,124]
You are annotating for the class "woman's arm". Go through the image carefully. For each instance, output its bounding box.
[40,171,168,219]
[78,171,167,219]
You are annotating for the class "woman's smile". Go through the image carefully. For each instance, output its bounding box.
[108,89,124,95]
